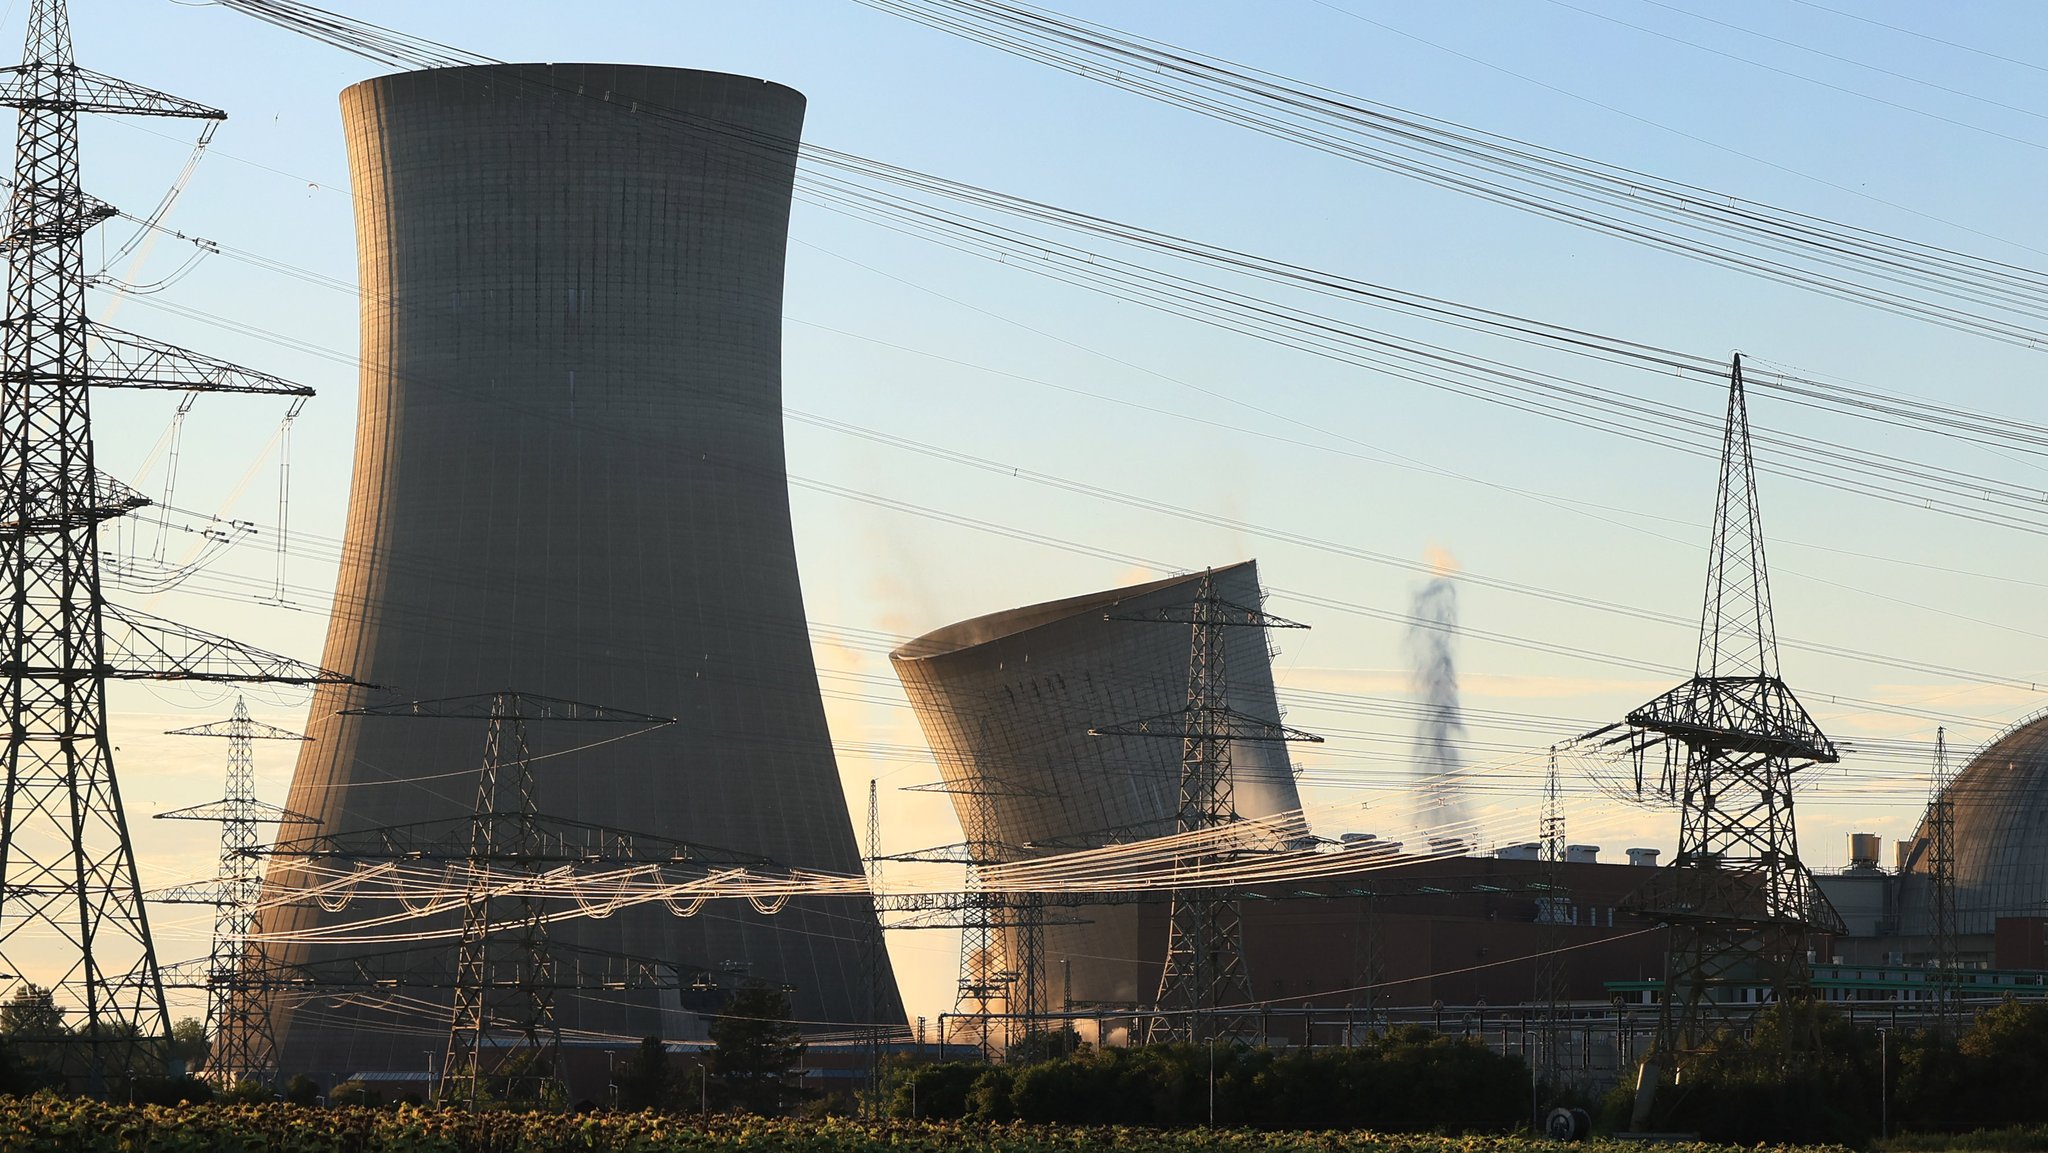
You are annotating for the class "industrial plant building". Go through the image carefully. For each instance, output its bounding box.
[889,563,1666,1038]
[890,562,1309,1015]
[1818,711,2048,972]
[261,63,900,1080]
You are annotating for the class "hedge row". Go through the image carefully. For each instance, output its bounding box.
[890,1032,1536,1130]
[0,1099,1847,1153]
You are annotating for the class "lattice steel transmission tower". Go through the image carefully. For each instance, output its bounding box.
[863,777,886,1111]
[947,776,1020,1060]
[0,0,342,1091]
[1532,746,1568,1096]
[1928,726,1960,1034]
[339,692,675,1108]
[153,698,309,1088]
[1094,569,1319,1044]
[1607,356,1841,1129]
[881,774,1066,1061]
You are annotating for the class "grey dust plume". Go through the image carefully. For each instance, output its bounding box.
[1406,548,1471,845]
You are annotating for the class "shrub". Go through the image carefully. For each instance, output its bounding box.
[903,1030,1528,1132]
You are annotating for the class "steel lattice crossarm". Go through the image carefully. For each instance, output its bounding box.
[94,604,360,684]
[872,874,1571,913]
[871,842,981,865]
[902,777,1051,799]
[882,904,1090,932]
[1105,592,1311,631]
[1023,816,1176,852]
[1624,676,1837,764]
[157,940,697,993]
[162,712,317,742]
[156,798,312,825]
[341,690,675,724]
[0,63,221,117]
[258,813,770,868]
[0,469,147,536]
[145,878,246,907]
[84,322,313,396]
[1619,863,1843,934]
[1090,709,1323,745]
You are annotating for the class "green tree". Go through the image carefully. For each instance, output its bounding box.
[0,985,69,1089]
[708,983,806,1115]
[1898,1000,2048,1132]
[887,1062,982,1119]
[615,1037,672,1111]
[1005,1026,1084,1064]
[0,985,64,1038]
[282,1073,321,1106]
[328,1079,381,1107]
[167,1017,208,1076]
[215,1078,276,1104]
[1607,1000,1880,1145]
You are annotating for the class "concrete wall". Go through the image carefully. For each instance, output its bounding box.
[262,63,899,1079]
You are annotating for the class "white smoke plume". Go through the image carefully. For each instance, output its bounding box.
[1406,547,1471,844]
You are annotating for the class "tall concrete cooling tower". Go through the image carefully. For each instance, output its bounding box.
[264,64,900,1080]
[889,561,1308,1012]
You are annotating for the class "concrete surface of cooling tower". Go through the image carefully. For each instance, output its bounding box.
[263,63,899,1080]
[889,561,1308,1013]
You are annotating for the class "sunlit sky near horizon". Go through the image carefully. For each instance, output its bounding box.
[35,0,2048,1031]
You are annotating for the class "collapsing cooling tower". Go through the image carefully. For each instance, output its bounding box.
[264,64,900,1078]
[889,561,1308,1011]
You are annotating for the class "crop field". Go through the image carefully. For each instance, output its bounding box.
[0,1099,1853,1153]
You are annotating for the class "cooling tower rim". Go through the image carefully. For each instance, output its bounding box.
[889,559,1260,664]
[342,62,805,109]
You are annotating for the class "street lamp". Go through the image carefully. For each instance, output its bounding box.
[1877,1026,1889,1141]
[699,1062,709,1116]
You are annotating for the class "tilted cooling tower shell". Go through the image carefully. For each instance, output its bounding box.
[889,561,1307,1012]
[263,64,899,1079]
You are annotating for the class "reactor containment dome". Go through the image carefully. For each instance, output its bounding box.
[1912,711,2048,934]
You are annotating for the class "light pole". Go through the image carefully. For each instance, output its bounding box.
[699,1062,709,1116]
[1877,1026,1889,1141]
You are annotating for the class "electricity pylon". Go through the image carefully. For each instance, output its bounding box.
[1928,727,1959,1036]
[0,0,346,1092]
[339,692,675,1108]
[1532,747,1568,1098]
[1093,569,1319,1043]
[863,778,884,1113]
[1604,356,1841,1129]
[930,775,1024,1061]
[154,698,311,1088]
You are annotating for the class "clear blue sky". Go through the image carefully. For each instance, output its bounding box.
[54,0,2048,1027]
